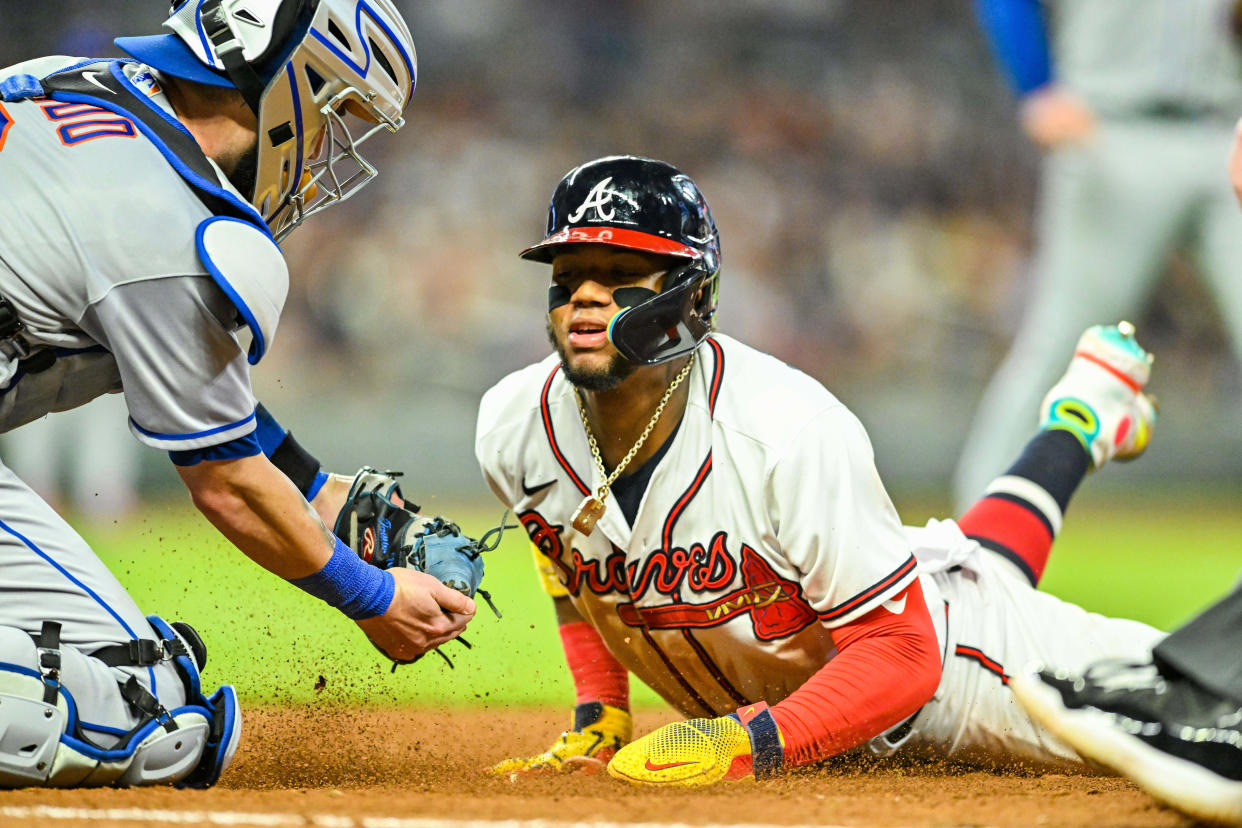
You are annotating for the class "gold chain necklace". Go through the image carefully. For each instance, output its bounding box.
[570,353,697,535]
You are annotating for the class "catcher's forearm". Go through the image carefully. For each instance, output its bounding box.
[178,455,393,618]
[254,402,329,500]
[308,472,353,527]
[178,453,341,579]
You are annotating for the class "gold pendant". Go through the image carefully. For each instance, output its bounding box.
[572,495,606,535]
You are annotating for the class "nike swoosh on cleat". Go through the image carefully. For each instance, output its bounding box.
[521,477,555,497]
[81,70,115,95]
[643,759,698,771]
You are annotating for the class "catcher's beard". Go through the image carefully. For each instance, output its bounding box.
[546,318,636,392]
[219,139,260,200]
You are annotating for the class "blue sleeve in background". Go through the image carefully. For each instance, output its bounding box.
[974,0,1052,96]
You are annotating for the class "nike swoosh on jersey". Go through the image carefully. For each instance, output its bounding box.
[643,759,698,771]
[881,595,907,615]
[81,71,115,95]
[521,477,555,497]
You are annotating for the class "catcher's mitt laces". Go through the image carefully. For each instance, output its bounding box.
[471,510,518,619]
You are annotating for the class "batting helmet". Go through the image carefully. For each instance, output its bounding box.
[521,155,721,366]
[116,0,415,240]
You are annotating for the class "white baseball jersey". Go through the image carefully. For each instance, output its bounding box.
[476,333,933,718]
[477,334,1165,766]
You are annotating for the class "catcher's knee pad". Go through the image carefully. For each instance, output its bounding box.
[144,616,242,789]
[0,620,240,789]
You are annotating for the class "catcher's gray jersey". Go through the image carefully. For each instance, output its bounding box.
[0,56,284,450]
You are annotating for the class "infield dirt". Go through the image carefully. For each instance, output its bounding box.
[2,708,1199,828]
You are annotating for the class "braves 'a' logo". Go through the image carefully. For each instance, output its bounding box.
[566,176,639,223]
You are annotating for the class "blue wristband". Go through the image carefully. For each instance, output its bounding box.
[731,701,785,779]
[288,537,395,620]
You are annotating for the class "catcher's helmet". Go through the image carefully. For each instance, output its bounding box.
[521,155,721,366]
[116,0,415,241]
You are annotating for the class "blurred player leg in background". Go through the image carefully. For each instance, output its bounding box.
[3,395,139,526]
[957,0,1242,510]
[952,121,1237,508]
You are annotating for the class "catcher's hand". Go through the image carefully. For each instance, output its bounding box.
[607,702,784,787]
[355,568,474,663]
[489,702,632,776]
[334,467,510,666]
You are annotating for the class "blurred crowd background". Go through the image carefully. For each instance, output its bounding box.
[3,0,1240,509]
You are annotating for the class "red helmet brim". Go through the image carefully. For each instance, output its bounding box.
[519,226,702,263]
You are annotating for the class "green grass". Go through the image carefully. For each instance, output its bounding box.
[86,493,1242,710]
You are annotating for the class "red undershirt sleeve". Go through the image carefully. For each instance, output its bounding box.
[769,578,942,767]
[559,619,630,710]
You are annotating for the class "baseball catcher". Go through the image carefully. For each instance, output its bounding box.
[0,0,473,790]
[476,155,1163,786]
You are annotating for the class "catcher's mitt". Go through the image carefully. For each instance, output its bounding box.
[334,467,511,667]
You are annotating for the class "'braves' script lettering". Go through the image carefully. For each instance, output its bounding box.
[520,511,738,600]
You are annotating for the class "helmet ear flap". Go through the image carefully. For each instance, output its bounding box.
[607,262,712,365]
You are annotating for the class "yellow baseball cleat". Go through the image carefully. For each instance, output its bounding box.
[607,702,784,787]
[488,702,631,776]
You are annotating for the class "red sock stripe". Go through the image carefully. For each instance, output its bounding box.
[1075,349,1141,393]
[958,496,1054,583]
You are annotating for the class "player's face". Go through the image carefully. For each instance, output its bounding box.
[546,246,673,391]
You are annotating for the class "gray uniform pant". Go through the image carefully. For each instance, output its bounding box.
[953,117,1242,508]
[0,456,187,747]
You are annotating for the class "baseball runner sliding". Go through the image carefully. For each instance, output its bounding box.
[477,156,1166,785]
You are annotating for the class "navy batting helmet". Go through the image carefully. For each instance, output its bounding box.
[521,155,721,365]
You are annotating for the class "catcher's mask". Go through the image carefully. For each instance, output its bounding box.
[116,0,415,241]
[521,155,721,366]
